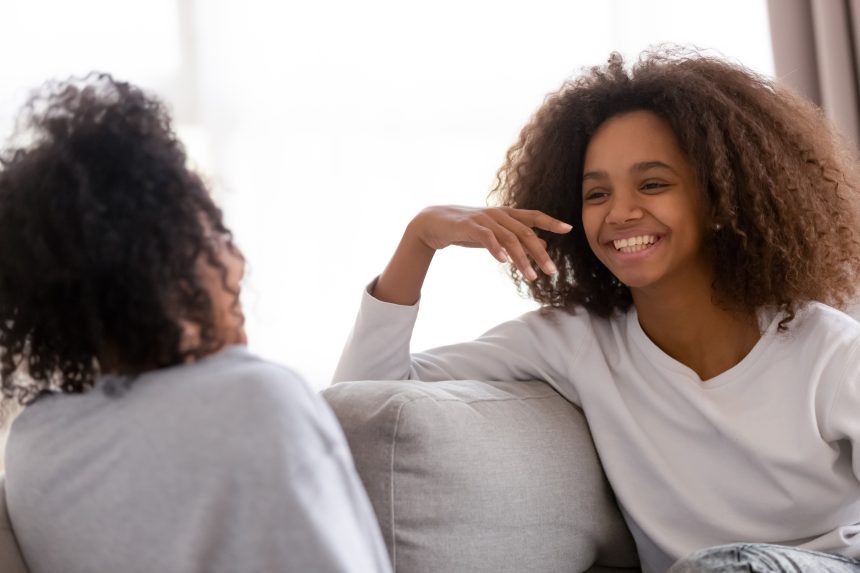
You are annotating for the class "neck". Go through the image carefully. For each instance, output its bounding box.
[98,327,247,376]
[631,267,760,382]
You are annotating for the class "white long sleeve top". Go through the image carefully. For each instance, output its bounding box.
[334,283,860,573]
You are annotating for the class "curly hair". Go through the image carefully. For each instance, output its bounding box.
[491,47,860,329]
[0,73,240,404]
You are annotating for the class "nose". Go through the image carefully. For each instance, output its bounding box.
[604,188,644,225]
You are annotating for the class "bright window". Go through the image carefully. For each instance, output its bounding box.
[0,0,774,389]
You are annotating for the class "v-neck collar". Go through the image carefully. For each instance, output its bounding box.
[626,306,781,388]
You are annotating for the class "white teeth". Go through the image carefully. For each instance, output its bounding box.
[612,235,657,251]
[612,235,657,253]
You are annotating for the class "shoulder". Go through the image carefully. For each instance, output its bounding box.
[131,347,343,464]
[800,305,860,437]
[775,303,860,390]
[200,347,317,411]
[8,348,346,491]
[194,347,332,434]
[788,302,860,351]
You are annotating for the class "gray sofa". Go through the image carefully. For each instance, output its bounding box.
[322,379,640,572]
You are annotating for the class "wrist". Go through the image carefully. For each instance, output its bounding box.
[405,212,437,255]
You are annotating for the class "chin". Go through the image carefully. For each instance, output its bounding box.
[235,329,248,345]
[608,270,661,290]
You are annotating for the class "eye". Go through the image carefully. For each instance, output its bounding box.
[583,189,609,202]
[640,181,668,192]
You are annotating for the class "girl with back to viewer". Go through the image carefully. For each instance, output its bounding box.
[0,75,393,573]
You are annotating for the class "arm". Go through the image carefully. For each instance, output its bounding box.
[213,370,393,573]
[823,340,860,481]
[373,205,570,306]
[333,205,574,385]
[333,280,571,385]
[256,443,392,573]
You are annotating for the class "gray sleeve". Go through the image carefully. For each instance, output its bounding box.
[249,442,391,573]
[332,279,570,387]
[207,369,392,573]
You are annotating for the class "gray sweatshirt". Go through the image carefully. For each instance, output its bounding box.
[5,345,392,573]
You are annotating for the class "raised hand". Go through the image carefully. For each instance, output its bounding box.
[373,205,572,306]
[412,206,572,281]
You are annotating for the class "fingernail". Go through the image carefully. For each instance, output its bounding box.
[527,268,538,281]
[547,262,558,275]
[559,222,573,231]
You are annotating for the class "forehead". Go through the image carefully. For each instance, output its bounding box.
[583,110,687,171]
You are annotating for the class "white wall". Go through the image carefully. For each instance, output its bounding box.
[0,0,775,389]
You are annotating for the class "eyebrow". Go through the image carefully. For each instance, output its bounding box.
[582,160,678,182]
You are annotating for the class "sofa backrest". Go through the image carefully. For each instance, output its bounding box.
[0,475,29,573]
[323,379,639,573]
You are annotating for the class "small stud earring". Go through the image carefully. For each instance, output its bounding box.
[714,223,722,231]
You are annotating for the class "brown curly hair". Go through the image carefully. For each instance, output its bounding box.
[0,73,240,404]
[491,47,860,329]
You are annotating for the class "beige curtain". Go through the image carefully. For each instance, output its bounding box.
[768,0,860,148]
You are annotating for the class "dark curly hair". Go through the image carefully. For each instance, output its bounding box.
[0,73,241,404]
[491,47,860,329]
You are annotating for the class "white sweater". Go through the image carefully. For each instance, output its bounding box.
[334,284,860,573]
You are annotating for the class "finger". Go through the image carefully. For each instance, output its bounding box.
[482,220,538,281]
[505,208,573,234]
[491,213,558,276]
[469,225,509,264]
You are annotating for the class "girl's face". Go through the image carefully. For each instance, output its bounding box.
[580,110,711,293]
[181,234,247,352]
[208,237,247,346]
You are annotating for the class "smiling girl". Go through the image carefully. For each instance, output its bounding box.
[334,49,860,572]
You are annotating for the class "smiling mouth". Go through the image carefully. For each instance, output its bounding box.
[610,234,662,253]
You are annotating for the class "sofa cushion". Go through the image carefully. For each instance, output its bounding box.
[322,379,638,573]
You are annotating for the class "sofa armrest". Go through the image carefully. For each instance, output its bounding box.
[322,379,638,573]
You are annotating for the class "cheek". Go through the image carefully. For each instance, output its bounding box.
[228,264,244,294]
[686,225,708,257]
[661,206,705,245]
[581,209,603,253]
[225,252,245,293]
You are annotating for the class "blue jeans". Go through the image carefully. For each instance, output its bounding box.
[668,543,860,572]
